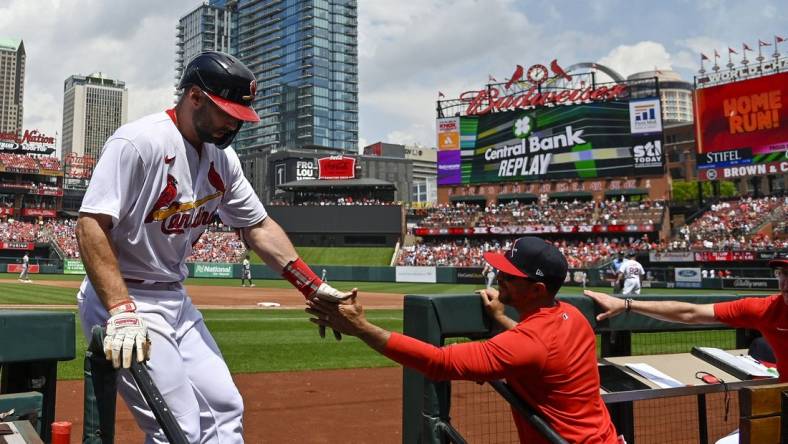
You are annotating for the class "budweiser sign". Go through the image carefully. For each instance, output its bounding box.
[458,60,629,115]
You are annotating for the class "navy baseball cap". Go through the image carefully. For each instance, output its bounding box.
[483,237,568,286]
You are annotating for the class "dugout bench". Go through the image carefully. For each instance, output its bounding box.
[0,310,75,443]
[401,293,771,444]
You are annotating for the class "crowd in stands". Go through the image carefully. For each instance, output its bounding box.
[678,196,788,250]
[37,157,62,170]
[189,230,246,263]
[0,154,61,171]
[416,202,481,228]
[269,196,396,206]
[0,220,50,243]
[0,218,248,263]
[415,199,665,230]
[396,236,656,268]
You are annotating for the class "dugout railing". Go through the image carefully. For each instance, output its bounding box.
[401,293,769,444]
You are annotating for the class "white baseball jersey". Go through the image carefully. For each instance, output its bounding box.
[619,259,645,281]
[80,111,266,283]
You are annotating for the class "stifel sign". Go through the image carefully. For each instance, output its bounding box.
[458,60,629,116]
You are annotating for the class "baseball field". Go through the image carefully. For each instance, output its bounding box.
[0,273,773,443]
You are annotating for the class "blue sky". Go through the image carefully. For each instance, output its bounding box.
[1,0,785,152]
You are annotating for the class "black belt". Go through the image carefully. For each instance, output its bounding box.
[123,279,182,290]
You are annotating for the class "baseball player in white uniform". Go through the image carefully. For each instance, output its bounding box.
[75,52,352,444]
[618,251,645,295]
[18,252,29,282]
[241,255,254,287]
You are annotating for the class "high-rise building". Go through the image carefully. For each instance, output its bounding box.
[61,73,128,159]
[0,38,25,134]
[177,0,359,153]
[628,70,694,123]
[175,2,235,91]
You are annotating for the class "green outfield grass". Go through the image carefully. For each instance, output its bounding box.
[54,308,403,380]
[249,246,395,266]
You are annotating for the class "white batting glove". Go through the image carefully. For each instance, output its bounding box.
[312,282,353,303]
[103,302,150,369]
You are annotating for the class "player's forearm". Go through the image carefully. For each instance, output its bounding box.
[355,321,391,354]
[242,217,298,273]
[494,314,518,331]
[628,300,716,324]
[75,216,129,310]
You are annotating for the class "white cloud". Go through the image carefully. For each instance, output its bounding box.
[597,41,674,78]
[0,0,188,139]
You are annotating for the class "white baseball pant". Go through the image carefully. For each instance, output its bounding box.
[77,278,244,444]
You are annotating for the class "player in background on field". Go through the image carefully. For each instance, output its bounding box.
[18,252,30,282]
[241,254,254,287]
[617,251,645,295]
[308,237,621,443]
[482,260,497,288]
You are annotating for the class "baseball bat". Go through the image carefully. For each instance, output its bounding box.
[91,327,189,444]
[128,358,190,444]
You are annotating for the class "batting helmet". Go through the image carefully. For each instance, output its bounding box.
[179,51,259,148]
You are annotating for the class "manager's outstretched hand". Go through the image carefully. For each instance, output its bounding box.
[583,290,627,321]
[306,290,365,337]
[311,285,357,341]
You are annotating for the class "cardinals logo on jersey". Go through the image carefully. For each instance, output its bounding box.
[145,162,227,235]
[145,174,179,223]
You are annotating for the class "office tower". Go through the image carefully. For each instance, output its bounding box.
[178,0,359,152]
[0,38,25,134]
[175,2,235,90]
[61,73,128,159]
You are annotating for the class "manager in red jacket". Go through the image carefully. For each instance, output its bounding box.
[307,236,619,444]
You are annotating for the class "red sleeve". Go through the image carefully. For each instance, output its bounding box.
[383,328,548,381]
[713,297,771,328]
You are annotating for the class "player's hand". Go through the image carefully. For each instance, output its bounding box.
[306,291,365,337]
[583,289,626,321]
[478,287,506,320]
[104,311,150,369]
[312,282,355,302]
[311,285,357,340]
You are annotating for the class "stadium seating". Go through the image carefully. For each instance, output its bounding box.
[0,218,247,263]
[679,196,788,250]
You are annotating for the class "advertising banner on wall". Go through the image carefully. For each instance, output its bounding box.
[694,251,758,262]
[675,267,702,288]
[721,277,779,290]
[455,267,484,285]
[0,242,34,250]
[63,259,86,275]
[436,117,460,150]
[318,156,356,180]
[194,263,233,278]
[395,266,437,283]
[650,251,696,263]
[695,71,788,180]
[436,101,663,185]
[6,264,39,274]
